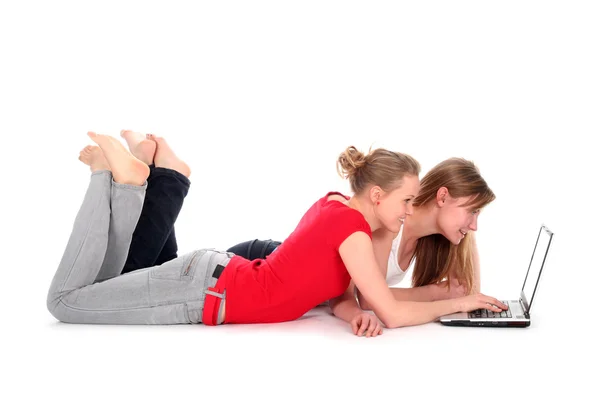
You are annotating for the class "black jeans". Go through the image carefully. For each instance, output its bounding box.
[122,166,281,273]
[122,165,191,273]
[225,238,281,260]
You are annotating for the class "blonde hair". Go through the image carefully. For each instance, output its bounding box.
[336,146,420,194]
[411,158,496,294]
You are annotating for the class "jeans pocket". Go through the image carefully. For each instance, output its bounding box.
[149,251,195,280]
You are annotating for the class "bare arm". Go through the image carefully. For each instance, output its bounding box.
[357,285,438,310]
[339,232,464,328]
[355,229,440,309]
[333,232,486,323]
[328,282,363,323]
[329,228,401,323]
[333,280,440,315]
[471,234,481,294]
[370,228,395,277]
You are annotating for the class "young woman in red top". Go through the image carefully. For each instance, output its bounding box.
[224,158,498,336]
[47,132,507,330]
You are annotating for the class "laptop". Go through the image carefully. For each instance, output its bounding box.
[440,224,554,327]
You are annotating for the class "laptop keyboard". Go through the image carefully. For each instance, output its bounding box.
[468,301,512,318]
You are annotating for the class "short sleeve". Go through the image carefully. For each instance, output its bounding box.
[324,203,372,250]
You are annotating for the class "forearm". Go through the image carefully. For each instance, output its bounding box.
[358,285,436,309]
[329,285,363,323]
[330,297,363,323]
[427,282,458,301]
[378,299,460,328]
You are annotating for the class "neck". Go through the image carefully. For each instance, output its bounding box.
[347,195,382,233]
[403,203,441,243]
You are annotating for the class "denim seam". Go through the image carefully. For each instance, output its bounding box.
[58,296,204,312]
[59,175,107,293]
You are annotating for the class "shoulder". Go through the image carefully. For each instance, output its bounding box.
[327,193,347,203]
[322,191,350,203]
[323,198,367,227]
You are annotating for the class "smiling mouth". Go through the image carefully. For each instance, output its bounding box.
[459,229,467,238]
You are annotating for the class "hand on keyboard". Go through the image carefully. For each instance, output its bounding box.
[455,293,509,314]
[469,301,512,318]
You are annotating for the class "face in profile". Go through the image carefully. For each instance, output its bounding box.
[437,194,480,245]
[376,175,420,233]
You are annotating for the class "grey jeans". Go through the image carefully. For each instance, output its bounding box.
[47,170,232,325]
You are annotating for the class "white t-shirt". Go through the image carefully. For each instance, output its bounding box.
[385,225,413,286]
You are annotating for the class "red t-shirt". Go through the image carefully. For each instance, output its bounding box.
[206,191,372,324]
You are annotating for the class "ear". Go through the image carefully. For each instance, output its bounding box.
[436,187,449,207]
[369,185,382,204]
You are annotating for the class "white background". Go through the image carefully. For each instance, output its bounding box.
[1,1,598,399]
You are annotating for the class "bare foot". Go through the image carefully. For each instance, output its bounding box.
[79,145,111,173]
[147,134,191,178]
[87,132,150,186]
[120,129,157,165]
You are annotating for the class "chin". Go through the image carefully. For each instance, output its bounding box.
[386,221,402,233]
[442,231,462,246]
[455,233,467,245]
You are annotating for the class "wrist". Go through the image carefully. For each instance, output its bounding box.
[450,297,464,313]
[339,308,363,324]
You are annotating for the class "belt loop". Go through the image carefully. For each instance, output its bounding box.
[204,289,225,299]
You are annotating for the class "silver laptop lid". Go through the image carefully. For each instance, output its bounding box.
[520,224,554,313]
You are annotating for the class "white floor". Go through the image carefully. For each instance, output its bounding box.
[8,251,595,400]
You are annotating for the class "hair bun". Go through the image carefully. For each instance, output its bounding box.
[337,146,367,179]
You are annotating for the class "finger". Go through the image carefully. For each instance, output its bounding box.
[378,326,384,335]
[351,318,359,335]
[357,317,370,337]
[483,302,501,312]
[366,319,378,338]
[483,295,507,310]
[482,300,503,312]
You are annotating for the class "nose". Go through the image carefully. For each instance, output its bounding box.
[468,215,478,231]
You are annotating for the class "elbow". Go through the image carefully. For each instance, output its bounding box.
[377,310,405,329]
[368,299,406,328]
[382,317,409,329]
[380,315,401,329]
[375,302,416,329]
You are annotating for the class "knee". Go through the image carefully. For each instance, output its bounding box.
[46,290,71,323]
[47,291,62,321]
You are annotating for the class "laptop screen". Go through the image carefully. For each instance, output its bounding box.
[521,225,554,312]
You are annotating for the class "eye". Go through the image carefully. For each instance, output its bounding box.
[471,209,480,215]
[404,198,412,204]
